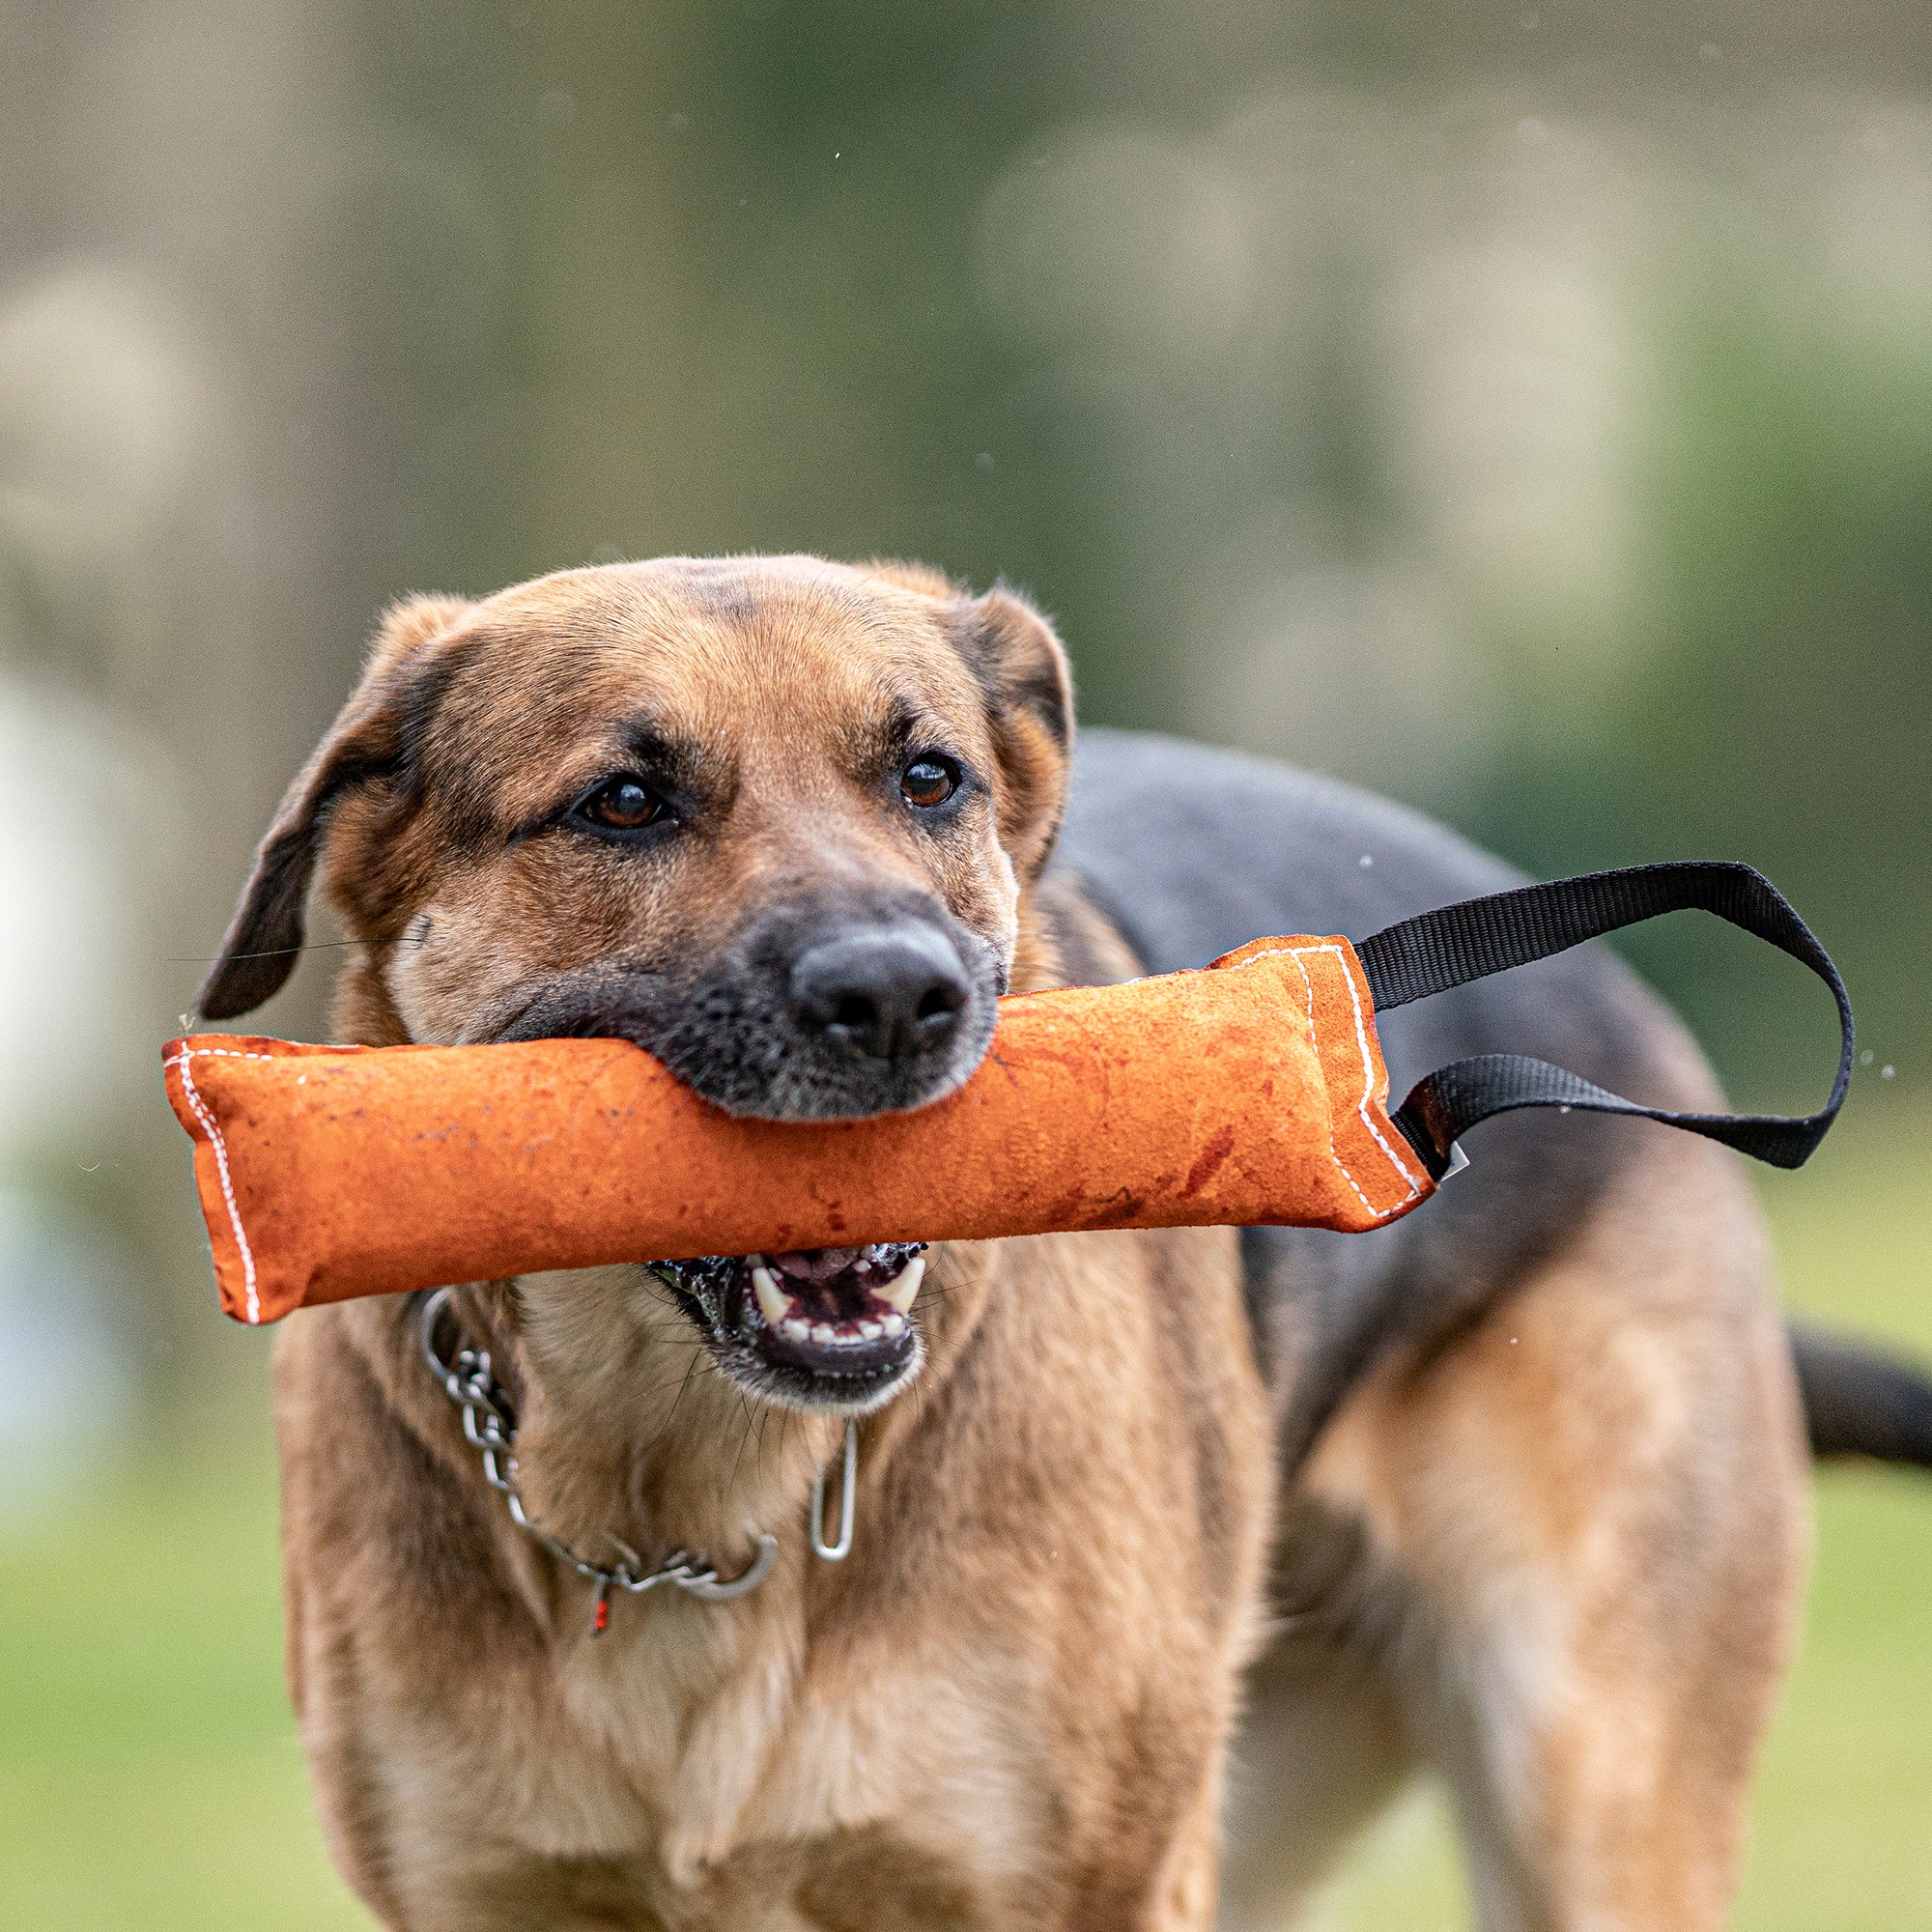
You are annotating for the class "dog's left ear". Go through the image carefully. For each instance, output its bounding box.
[956,584,1075,884]
[196,593,471,1022]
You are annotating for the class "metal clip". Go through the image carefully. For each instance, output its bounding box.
[677,1533,780,1601]
[810,1418,858,1562]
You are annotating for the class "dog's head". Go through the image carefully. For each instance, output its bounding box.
[201,555,1073,1411]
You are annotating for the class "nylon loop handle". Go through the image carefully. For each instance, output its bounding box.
[1353,862,1855,1179]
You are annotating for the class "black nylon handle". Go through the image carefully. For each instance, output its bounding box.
[1353,862,1854,1180]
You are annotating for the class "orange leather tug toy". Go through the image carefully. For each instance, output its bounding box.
[164,863,1854,1326]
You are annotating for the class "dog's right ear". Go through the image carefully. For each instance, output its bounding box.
[196,594,470,1022]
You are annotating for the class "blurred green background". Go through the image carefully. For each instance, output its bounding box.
[0,1,1927,1923]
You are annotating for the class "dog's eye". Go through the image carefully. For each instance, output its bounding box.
[578,776,666,832]
[900,756,958,810]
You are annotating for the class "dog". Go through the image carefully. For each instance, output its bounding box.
[196,555,1931,1930]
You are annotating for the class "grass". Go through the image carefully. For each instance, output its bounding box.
[1,1106,1926,1928]
[0,1424,366,1929]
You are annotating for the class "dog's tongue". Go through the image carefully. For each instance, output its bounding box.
[770,1246,870,1284]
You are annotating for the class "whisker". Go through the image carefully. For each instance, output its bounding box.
[659,1350,703,1434]
[727,1389,756,1495]
[170,934,429,964]
[610,1353,723,1483]
[626,1359,710,1399]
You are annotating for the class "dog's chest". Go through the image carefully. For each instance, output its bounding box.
[421,1605,1048,1926]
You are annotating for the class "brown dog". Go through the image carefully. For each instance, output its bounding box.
[200,556,1825,1929]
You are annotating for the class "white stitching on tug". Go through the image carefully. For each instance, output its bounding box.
[1318,942,1426,1201]
[165,1048,276,1323]
[1225,943,1424,1219]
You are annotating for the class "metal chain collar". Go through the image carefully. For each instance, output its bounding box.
[418,1286,856,1634]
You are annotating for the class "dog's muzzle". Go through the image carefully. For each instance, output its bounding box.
[501,903,981,1406]
[494,903,1004,1123]
[648,1243,927,1412]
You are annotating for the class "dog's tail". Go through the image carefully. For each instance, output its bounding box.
[1791,1322,1932,1470]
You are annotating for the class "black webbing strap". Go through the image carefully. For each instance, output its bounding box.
[1353,862,1854,1180]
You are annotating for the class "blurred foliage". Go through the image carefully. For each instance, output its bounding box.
[1483,286,1932,1102]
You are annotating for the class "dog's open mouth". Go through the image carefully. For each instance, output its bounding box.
[646,1243,927,1412]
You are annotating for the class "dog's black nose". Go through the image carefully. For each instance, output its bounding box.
[789,927,970,1062]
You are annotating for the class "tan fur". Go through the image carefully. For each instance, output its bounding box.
[237,558,1808,1930]
[1223,1053,1808,1930]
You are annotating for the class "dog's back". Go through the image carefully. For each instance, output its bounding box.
[1057,727,1704,1463]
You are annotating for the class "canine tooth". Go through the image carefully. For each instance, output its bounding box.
[751,1264,791,1329]
[782,1318,811,1342]
[810,1322,838,1345]
[877,1255,924,1316]
[858,1320,882,1341]
[880,1312,906,1338]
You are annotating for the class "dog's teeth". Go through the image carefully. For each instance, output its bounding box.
[782,1318,811,1342]
[879,1312,906,1338]
[810,1322,837,1345]
[877,1255,923,1316]
[751,1264,792,1330]
[858,1319,882,1341]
